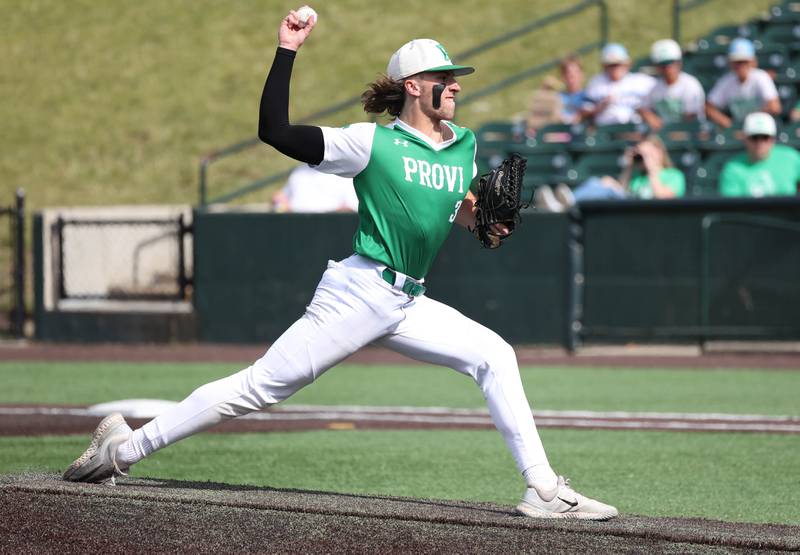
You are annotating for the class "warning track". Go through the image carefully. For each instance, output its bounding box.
[1,404,798,436]
[2,474,799,553]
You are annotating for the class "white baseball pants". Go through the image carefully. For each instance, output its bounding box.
[129,254,552,475]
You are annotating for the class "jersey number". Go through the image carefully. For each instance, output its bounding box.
[448,200,463,223]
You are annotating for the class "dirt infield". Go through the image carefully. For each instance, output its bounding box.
[2,404,799,436]
[2,341,800,369]
[2,474,798,554]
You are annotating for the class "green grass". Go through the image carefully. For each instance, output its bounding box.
[2,362,798,415]
[1,0,776,210]
[2,429,797,524]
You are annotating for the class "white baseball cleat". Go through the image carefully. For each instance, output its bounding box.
[516,476,618,521]
[62,412,132,485]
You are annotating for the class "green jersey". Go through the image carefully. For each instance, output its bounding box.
[719,144,800,198]
[315,120,477,279]
[629,167,686,199]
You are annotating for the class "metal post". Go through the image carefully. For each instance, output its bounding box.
[13,189,25,338]
[566,208,585,353]
[177,213,189,300]
[56,216,66,302]
[672,0,681,43]
[199,158,210,207]
[598,0,609,47]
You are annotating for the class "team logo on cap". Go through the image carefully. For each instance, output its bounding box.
[434,43,451,62]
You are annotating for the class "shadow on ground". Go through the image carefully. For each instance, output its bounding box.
[1,473,798,554]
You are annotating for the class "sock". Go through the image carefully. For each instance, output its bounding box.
[523,464,558,492]
[115,428,155,467]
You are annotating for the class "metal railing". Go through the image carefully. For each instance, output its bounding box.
[672,0,714,44]
[198,0,608,206]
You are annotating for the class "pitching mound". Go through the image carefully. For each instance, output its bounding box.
[1,474,798,553]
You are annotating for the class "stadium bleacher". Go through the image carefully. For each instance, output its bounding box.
[478,0,800,199]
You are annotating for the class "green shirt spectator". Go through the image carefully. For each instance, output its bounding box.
[630,167,686,198]
[719,112,800,197]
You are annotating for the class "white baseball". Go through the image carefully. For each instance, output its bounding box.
[295,5,317,28]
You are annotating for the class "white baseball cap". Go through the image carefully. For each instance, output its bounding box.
[651,39,682,64]
[387,39,475,81]
[743,112,776,137]
[601,43,630,64]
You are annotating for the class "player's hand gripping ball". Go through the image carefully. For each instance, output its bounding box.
[295,5,317,28]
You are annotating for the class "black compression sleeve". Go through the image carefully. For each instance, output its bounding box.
[257,47,324,165]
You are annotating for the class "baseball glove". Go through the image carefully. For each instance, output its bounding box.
[472,153,528,249]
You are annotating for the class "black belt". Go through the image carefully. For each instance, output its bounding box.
[381,268,426,297]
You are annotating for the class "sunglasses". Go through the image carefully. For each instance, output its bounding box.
[746,134,773,142]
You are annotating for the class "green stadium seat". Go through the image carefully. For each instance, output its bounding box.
[758,23,800,55]
[767,1,800,23]
[526,122,585,148]
[475,121,526,176]
[518,148,574,188]
[658,121,703,149]
[475,121,525,147]
[776,80,799,119]
[568,123,641,155]
[572,152,627,183]
[682,50,729,76]
[691,151,738,197]
[755,42,791,74]
[777,121,800,147]
[667,148,701,189]
[694,23,759,50]
[695,126,745,153]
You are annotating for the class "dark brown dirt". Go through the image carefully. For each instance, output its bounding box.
[1,341,799,369]
[2,474,798,554]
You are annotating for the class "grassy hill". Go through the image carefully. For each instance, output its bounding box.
[1,0,776,211]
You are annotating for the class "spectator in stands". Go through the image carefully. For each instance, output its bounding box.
[706,38,781,128]
[535,134,685,211]
[525,55,590,136]
[556,55,590,124]
[272,164,358,213]
[639,39,705,131]
[582,43,656,126]
[719,112,800,197]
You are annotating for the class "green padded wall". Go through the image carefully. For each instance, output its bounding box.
[192,211,569,345]
[580,198,800,342]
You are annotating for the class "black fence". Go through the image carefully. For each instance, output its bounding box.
[0,190,25,338]
[55,215,192,302]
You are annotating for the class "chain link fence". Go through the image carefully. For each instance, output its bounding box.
[55,215,191,302]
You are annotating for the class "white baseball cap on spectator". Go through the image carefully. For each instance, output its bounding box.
[728,38,756,61]
[387,39,474,81]
[601,43,630,65]
[651,39,682,64]
[743,112,776,137]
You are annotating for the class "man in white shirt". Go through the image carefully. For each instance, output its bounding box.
[272,164,359,212]
[706,38,781,128]
[639,39,705,130]
[583,43,656,126]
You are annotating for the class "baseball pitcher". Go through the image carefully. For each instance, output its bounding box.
[63,7,617,521]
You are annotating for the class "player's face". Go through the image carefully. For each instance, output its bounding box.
[657,61,681,82]
[731,59,753,81]
[418,71,461,120]
[745,134,773,161]
[604,63,629,82]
